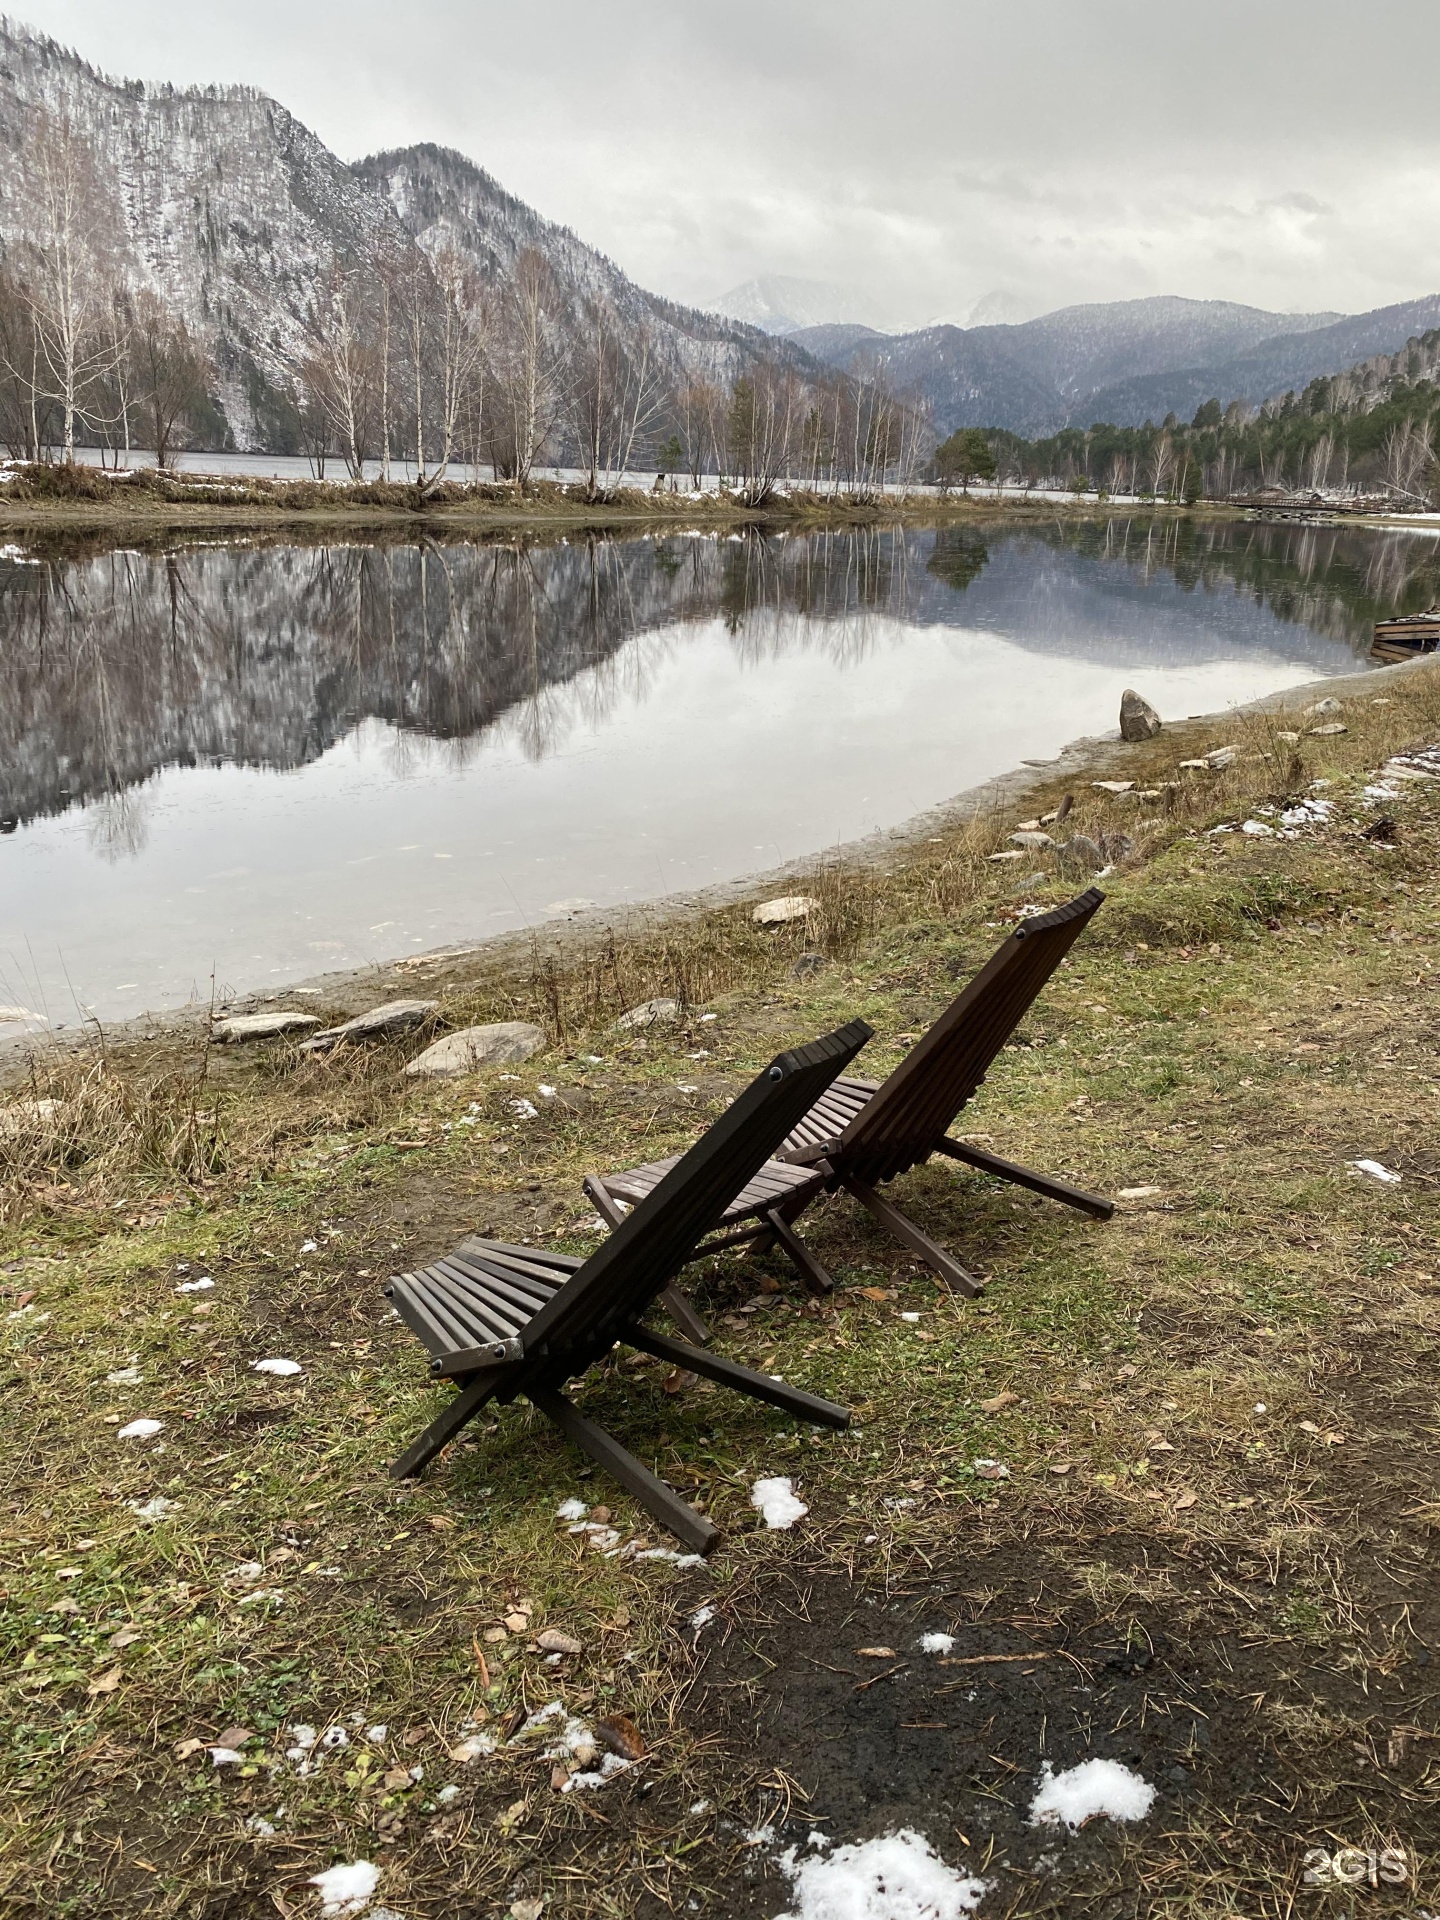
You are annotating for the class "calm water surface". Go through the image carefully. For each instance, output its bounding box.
[2,517,1434,1032]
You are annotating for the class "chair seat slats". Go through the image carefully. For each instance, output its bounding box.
[445,1252,558,1309]
[602,1154,819,1221]
[392,1275,473,1358]
[427,1264,525,1340]
[457,1236,583,1274]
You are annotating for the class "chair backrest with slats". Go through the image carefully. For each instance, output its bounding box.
[517,1019,873,1382]
[834,890,1103,1186]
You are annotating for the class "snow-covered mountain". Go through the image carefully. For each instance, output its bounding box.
[0,20,786,448]
[710,275,888,335]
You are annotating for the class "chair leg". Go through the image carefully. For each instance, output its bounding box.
[764,1206,835,1296]
[934,1138,1114,1220]
[528,1384,719,1555]
[844,1176,985,1297]
[390,1367,504,1479]
[584,1175,710,1343]
[628,1325,850,1429]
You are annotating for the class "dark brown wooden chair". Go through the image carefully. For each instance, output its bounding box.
[384,1019,873,1551]
[772,888,1113,1292]
[588,889,1111,1304]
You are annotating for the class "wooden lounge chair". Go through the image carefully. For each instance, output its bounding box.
[383,1019,873,1551]
[588,889,1111,1304]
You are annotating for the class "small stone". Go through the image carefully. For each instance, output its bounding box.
[791,952,826,980]
[1119,689,1162,741]
[752,895,819,926]
[1276,730,1301,745]
[300,1000,438,1052]
[1056,833,1104,872]
[211,1010,321,1043]
[1092,780,1134,795]
[1007,830,1053,849]
[1177,758,1210,771]
[613,999,681,1031]
[403,1023,546,1076]
[1012,870,1049,892]
[1308,722,1347,737]
[1306,696,1342,716]
[1205,746,1239,769]
[1117,1185,1163,1201]
[988,850,1026,862]
[535,1628,583,1655]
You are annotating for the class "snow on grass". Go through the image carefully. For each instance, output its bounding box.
[1029,1758,1156,1829]
[751,1476,807,1529]
[776,1829,988,1919]
[128,1495,179,1521]
[116,1418,163,1440]
[307,1860,379,1916]
[555,1498,588,1520]
[919,1632,957,1654]
[252,1357,303,1376]
[175,1276,214,1293]
[691,1604,717,1630]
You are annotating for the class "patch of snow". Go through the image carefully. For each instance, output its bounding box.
[285,1723,317,1752]
[751,1476,807,1529]
[450,1732,497,1763]
[899,1312,921,1323]
[1240,819,1275,837]
[538,1084,558,1098]
[690,1798,711,1815]
[128,1495,178,1521]
[176,1276,214,1293]
[509,1099,540,1119]
[252,1357,303,1376]
[320,1725,349,1748]
[1254,1402,1268,1414]
[116,1418,163,1440]
[435,1783,460,1805]
[691,1604,717,1630]
[308,1860,380,1916]
[300,1240,319,1253]
[556,1498,589,1521]
[365,1724,388,1745]
[775,1828,988,1919]
[562,1749,634,1791]
[627,1545,705,1567]
[105,1365,143,1386]
[1029,1758,1156,1829]
[1348,1158,1401,1184]
[972,1459,1009,1479]
[237,1587,285,1606]
[919,1632,957,1655]
[209,1746,245,1767]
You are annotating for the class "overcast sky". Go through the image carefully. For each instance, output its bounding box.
[12,1,1440,329]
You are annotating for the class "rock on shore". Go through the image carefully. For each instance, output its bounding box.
[403,1022,546,1077]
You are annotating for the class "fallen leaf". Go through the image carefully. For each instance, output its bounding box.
[483,1626,508,1644]
[428,1515,457,1532]
[174,1737,204,1759]
[401,1725,428,1747]
[1150,1440,1176,1454]
[503,1611,529,1633]
[535,1628,583,1656]
[1298,1420,1322,1435]
[87,1665,123,1696]
[107,1626,142,1651]
[589,1506,611,1524]
[215,1725,251,1751]
[550,1763,570,1791]
[595,1714,647,1761]
[980,1391,1019,1414]
[382,1765,413,1791]
[973,1460,1010,1480]
[1173,1490,1199,1511]
[1323,1430,1345,1446]
[858,1286,893,1302]
[1049,1463,1072,1476]
[855,1646,899,1659]
[512,1899,545,1920]
[663,1367,698,1395]
[1116,1364,1138,1380]
[496,1797,529,1831]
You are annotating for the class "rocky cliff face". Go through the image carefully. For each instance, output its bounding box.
[0,22,772,447]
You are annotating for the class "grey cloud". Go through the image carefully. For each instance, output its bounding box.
[13,0,1440,325]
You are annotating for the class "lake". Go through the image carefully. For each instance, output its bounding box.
[1,516,1432,1036]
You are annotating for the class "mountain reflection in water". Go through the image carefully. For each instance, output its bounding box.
[0,518,1424,1028]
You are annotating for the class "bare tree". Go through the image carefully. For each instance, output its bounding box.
[429,246,489,484]
[570,299,662,496]
[17,104,121,460]
[131,292,211,468]
[489,248,566,485]
[301,263,377,478]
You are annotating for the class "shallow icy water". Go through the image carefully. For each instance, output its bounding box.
[0,516,1424,1030]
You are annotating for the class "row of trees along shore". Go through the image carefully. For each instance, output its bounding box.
[0,104,932,501]
[936,331,1440,506]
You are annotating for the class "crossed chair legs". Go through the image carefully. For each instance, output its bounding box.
[392,1319,851,1553]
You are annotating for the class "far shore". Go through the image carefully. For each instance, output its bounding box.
[2,648,1419,1081]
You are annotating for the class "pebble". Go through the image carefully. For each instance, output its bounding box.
[752,895,819,926]
[613,999,681,1031]
[300,1000,438,1053]
[212,1010,321,1042]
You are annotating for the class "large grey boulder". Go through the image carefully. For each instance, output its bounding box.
[212,1009,321,1043]
[1119,689,1162,741]
[300,999,438,1053]
[403,1022,546,1077]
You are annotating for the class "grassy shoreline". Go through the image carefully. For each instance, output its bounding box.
[0,465,1196,535]
[5,668,1440,1914]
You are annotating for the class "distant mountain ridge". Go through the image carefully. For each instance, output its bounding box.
[710,275,889,335]
[792,294,1440,437]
